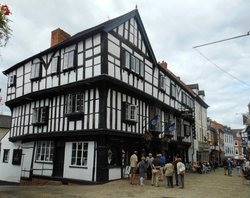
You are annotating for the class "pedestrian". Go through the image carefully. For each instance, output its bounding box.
[159,153,166,181]
[245,158,250,170]
[164,158,174,188]
[236,160,241,177]
[227,158,232,176]
[151,153,161,187]
[223,158,227,175]
[146,152,154,180]
[173,154,180,186]
[130,151,138,185]
[137,156,147,186]
[177,158,185,189]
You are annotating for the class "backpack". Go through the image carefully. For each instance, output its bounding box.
[179,162,186,175]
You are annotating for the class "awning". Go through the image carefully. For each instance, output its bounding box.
[234,156,245,160]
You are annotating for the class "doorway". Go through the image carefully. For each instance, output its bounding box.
[53,141,65,177]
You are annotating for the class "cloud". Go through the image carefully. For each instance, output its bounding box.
[1,0,250,129]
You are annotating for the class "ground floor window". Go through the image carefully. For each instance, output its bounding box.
[108,145,122,167]
[3,149,9,163]
[35,141,54,162]
[71,142,88,167]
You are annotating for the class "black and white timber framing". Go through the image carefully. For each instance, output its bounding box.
[3,9,195,184]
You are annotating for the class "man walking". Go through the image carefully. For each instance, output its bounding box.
[146,153,154,180]
[151,153,161,187]
[130,151,138,185]
[227,158,232,176]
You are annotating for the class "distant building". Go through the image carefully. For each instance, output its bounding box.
[188,84,209,162]
[209,120,225,164]
[0,114,11,136]
[231,129,244,160]
[224,126,234,159]
[0,114,11,148]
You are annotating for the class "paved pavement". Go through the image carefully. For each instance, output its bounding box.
[0,168,249,198]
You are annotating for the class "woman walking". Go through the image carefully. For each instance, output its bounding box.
[164,158,174,188]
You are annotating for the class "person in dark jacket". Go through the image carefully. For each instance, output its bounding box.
[173,154,180,186]
[138,156,147,186]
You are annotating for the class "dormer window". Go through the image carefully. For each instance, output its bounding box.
[30,62,42,80]
[8,75,16,87]
[50,56,59,74]
[63,50,75,71]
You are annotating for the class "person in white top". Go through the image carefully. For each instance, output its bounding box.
[177,158,185,189]
[130,151,138,185]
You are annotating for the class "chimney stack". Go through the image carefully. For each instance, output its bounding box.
[51,28,71,47]
[158,60,168,70]
[248,102,250,113]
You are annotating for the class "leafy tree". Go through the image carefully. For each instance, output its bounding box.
[0,4,11,47]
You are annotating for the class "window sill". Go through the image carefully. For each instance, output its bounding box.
[50,72,59,77]
[159,87,166,92]
[35,161,53,164]
[69,165,88,169]
[123,119,137,125]
[63,67,75,73]
[123,67,144,79]
[30,77,41,82]
[32,122,48,126]
[8,84,16,87]
[66,112,84,121]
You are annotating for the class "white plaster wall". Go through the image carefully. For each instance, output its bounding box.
[63,141,95,181]
[109,168,121,180]
[0,131,22,183]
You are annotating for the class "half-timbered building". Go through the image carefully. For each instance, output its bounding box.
[2,9,195,184]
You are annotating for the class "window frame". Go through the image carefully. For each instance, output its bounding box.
[3,149,9,163]
[30,62,42,80]
[170,83,176,98]
[159,72,166,90]
[35,141,54,163]
[66,93,84,120]
[32,106,49,126]
[123,102,138,124]
[8,75,16,87]
[63,50,76,71]
[50,56,60,74]
[70,142,88,167]
[122,49,144,78]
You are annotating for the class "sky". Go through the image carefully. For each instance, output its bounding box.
[0,0,250,129]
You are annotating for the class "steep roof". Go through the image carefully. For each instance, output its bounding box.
[0,115,11,128]
[3,9,157,74]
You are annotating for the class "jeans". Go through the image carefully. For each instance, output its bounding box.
[236,166,241,176]
[178,174,184,188]
[175,171,179,185]
[227,167,232,176]
[166,176,173,187]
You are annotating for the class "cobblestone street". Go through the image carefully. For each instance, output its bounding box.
[0,168,249,198]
